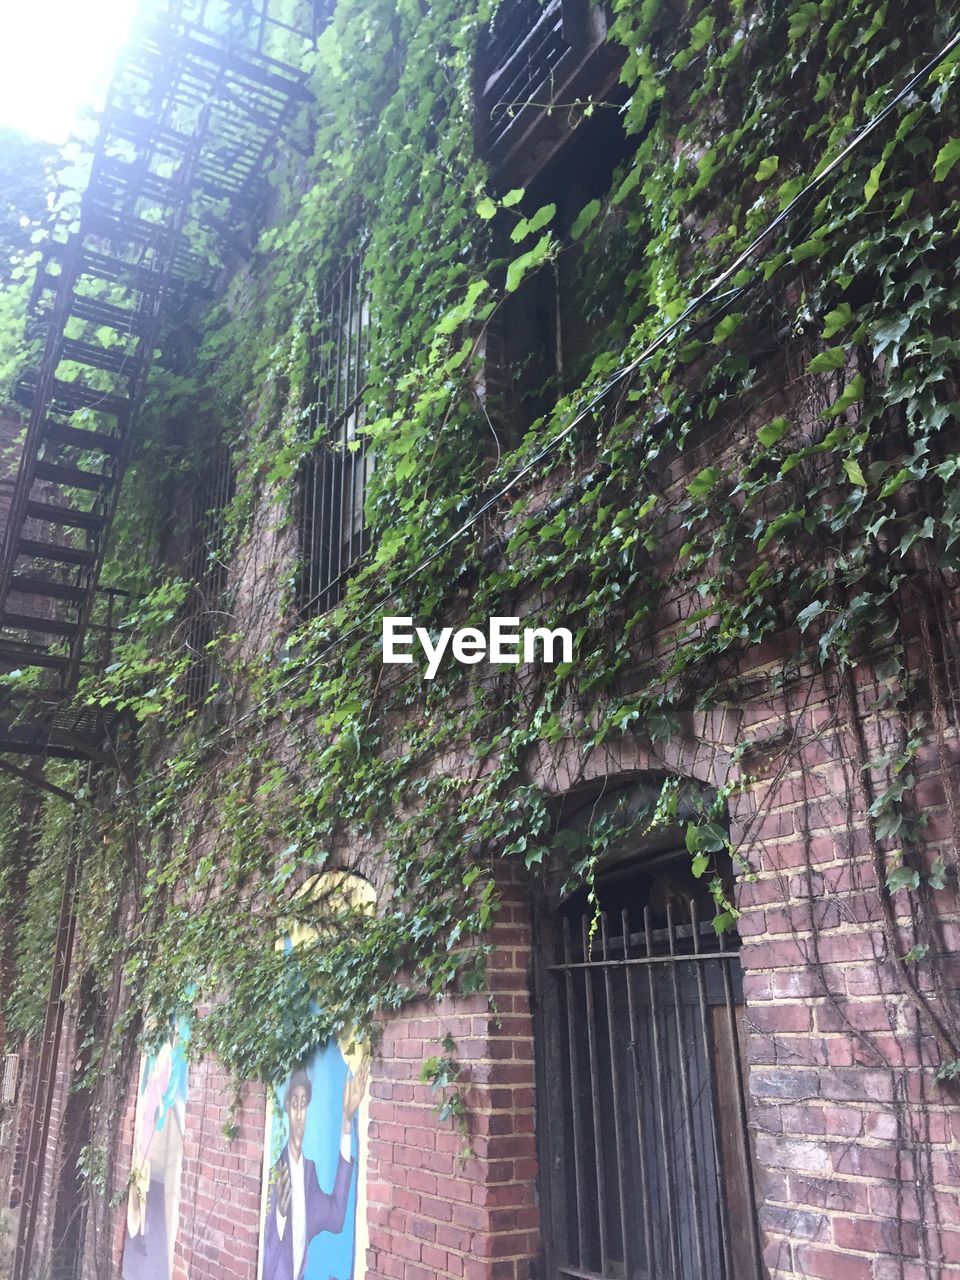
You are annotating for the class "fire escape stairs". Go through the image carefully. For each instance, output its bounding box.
[0,9,316,763]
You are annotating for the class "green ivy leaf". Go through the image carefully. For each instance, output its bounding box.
[755,155,779,182]
[687,466,722,498]
[886,865,920,893]
[689,13,715,51]
[476,196,497,220]
[711,312,745,344]
[510,202,556,243]
[822,303,853,338]
[757,417,790,448]
[792,236,826,263]
[824,374,865,417]
[505,233,553,291]
[712,910,737,935]
[929,862,948,892]
[685,822,727,854]
[796,600,827,631]
[570,198,601,240]
[501,188,524,207]
[863,159,884,204]
[933,138,960,183]
[788,2,820,41]
[880,467,910,498]
[842,457,867,486]
[807,346,847,373]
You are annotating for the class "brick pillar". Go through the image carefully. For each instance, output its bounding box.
[366,867,540,1280]
[174,1063,267,1279]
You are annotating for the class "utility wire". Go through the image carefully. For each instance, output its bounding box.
[113,24,960,779]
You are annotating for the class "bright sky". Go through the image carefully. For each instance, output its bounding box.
[0,0,141,144]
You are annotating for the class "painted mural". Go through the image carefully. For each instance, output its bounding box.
[258,873,373,1280]
[121,1016,190,1280]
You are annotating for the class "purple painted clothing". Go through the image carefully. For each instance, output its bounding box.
[121,1180,169,1280]
[262,1146,353,1280]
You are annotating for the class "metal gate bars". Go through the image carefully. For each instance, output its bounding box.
[546,898,765,1280]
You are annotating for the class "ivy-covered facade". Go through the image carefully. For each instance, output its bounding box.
[4,0,960,1277]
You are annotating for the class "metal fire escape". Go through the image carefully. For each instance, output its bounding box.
[0,0,318,763]
[7,10,324,1280]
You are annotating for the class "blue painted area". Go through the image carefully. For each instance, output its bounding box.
[269,1040,358,1280]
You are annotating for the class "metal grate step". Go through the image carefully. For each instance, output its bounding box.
[17,539,95,567]
[25,501,106,532]
[34,460,112,491]
[1,612,78,638]
[0,643,70,671]
[41,423,122,456]
[8,576,86,604]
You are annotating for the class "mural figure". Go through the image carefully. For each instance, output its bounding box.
[259,873,375,1280]
[121,1018,189,1280]
[262,1058,367,1280]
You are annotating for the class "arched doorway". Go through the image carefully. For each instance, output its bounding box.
[533,780,766,1280]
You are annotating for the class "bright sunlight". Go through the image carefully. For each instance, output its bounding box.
[0,0,140,143]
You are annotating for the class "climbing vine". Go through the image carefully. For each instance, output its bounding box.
[4,0,960,1140]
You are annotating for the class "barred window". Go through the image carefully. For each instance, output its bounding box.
[296,252,372,618]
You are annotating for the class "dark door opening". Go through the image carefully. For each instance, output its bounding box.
[535,842,765,1280]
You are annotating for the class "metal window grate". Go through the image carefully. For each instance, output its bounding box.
[297,252,372,618]
[182,444,234,708]
[544,883,765,1280]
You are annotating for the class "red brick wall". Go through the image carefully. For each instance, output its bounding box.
[174,1067,266,1279]
[10,681,960,1280]
[731,680,960,1280]
[367,868,539,1280]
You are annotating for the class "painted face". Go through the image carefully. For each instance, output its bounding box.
[286,1084,309,1158]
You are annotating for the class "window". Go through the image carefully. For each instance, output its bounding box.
[535,812,765,1280]
[489,181,638,443]
[296,252,372,618]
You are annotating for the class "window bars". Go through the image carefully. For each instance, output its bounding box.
[297,252,372,618]
[181,444,234,708]
[541,864,765,1280]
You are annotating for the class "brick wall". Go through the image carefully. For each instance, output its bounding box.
[174,1067,266,1279]
[8,660,960,1280]
[367,868,539,1280]
[731,679,960,1280]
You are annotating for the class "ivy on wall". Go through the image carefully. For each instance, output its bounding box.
[4,0,960,1113]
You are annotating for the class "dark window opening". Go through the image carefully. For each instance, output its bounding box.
[490,147,642,444]
[535,837,766,1280]
[296,252,372,619]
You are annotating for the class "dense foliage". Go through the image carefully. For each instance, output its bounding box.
[6,0,960,1110]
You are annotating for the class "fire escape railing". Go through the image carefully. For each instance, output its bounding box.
[0,3,316,762]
